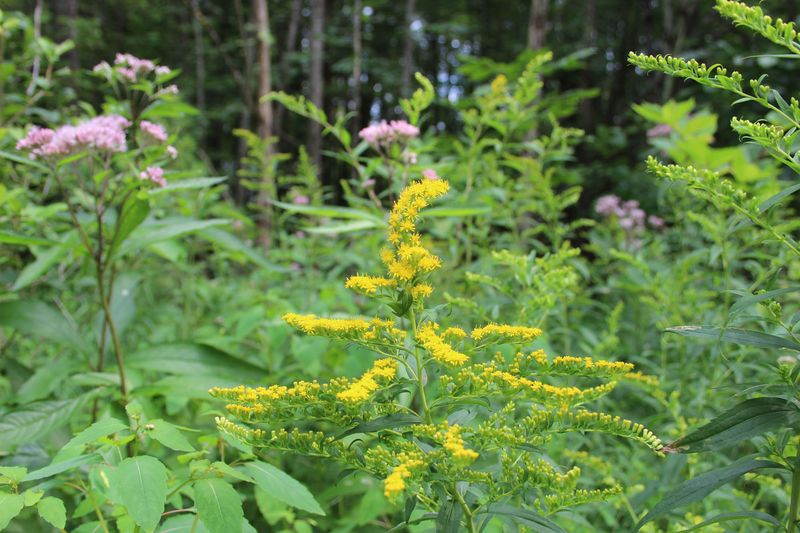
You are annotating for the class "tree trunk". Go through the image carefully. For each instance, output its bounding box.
[527,0,548,49]
[190,0,207,112]
[52,0,79,72]
[253,0,273,140]
[275,0,302,137]
[253,0,274,247]
[400,0,416,97]
[350,0,362,138]
[308,0,325,171]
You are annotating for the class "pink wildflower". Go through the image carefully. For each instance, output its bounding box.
[139,120,168,142]
[646,123,672,138]
[293,195,310,205]
[595,195,620,216]
[358,119,419,148]
[422,168,440,180]
[166,145,178,159]
[16,116,130,160]
[154,66,171,76]
[648,215,665,229]
[139,166,167,187]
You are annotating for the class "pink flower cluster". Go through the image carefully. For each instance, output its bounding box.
[422,168,440,180]
[358,120,419,148]
[595,195,664,232]
[140,166,167,187]
[94,53,171,83]
[16,115,131,160]
[140,120,168,142]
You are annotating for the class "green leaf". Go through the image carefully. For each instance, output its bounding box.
[141,100,200,119]
[435,499,463,533]
[113,456,168,531]
[119,218,229,256]
[149,177,227,194]
[37,497,67,529]
[678,510,780,532]
[158,514,210,532]
[17,358,80,404]
[12,232,78,291]
[0,396,86,447]
[0,231,57,247]
[633,458,780,531]
[302,219,381,234]
[148,419,195,452]
[197,227,286,272]
[729,287,800,317]
[239,461,324,516]
[0,299,85,349]
[108,196,150,258]
[477,504,565,533]
[668,397,800,453]
[271,200,385,223]
[23,489,43,506]
[339,413,423,438]
[759,182,800,211]
[419,206,491,218]
[0,493,25,529]
[666,325,800,351]
[0,149,50,170]
[194,478,244,533]
[51,418,129,462]
[0,467,28,483]
[24,454,101,482]
[127,343,265,380]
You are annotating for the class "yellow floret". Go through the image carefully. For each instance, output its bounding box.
[410,284,433,299]
[417,323,469,366]
[336,358,398,403]
[439,424,479,464]
[471,323,543,344]
[345,275,396,294]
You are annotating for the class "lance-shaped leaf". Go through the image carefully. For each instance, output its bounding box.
[666,325,800,351]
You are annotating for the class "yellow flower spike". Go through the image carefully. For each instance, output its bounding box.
[417,323,469,366]
[472,323,543,344]
[282,313,371,336]
[383,452,425,500]
[438,424,479,464]
[410,284,433,299]
[345,275,397,295]
[388,179,450,243]
[336,358,398,403]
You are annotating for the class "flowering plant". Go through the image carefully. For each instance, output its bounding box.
[212,178,664,530]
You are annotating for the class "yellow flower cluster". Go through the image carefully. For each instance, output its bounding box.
[337,358,397,403]
[417,323,469,366]
[388,179,450,244]
[383,452,425,499]
[283,313,403,342]
[386,243,442,281]
[439,424,479,464]
[344,275,396,295]
[528,355,634,377]
[471,323,543,344]
[443,326,467,339]
[410,284,433,298]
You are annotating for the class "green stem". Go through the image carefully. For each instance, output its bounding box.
[788,461,800,533]
[453,486,476,533]
[408,308,433,424]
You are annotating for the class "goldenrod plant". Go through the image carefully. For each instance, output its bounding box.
[629,2,800,531]
[212,177,663,531]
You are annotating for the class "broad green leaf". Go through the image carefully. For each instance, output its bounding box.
[666,325,800,351]
[668,397,800,453]
[679,510,780,532]
[435,499,463,533]
[107,196,150,258]
[729,287,800,317]
[477,504,565,533]
[633,458,780,531]
[141,100,200,119]
[65,418,129,448]
[194,478,244,533]
[0,149,50,170]
[119,218,229,256]
[197,227,286,272]
[149,177,226,194]
[0,493,25,529]
[37,497,67,529]
[0,231,57,247]
[12,232,78,291]
[158,514,210,532]
[23,489,43,506]
[16,358,80,404]
[420,206,491,218]
[114,456,168,531]
[24,454,101,482]
[0,299,84,349]
[339,413,422,438]
[0,396,86,447]
[239,461,324,515]
[303,219,381,234]
[0,467,27,482]
[127,343,264,379]
[271,200,384,223]
[148,419,195,452]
